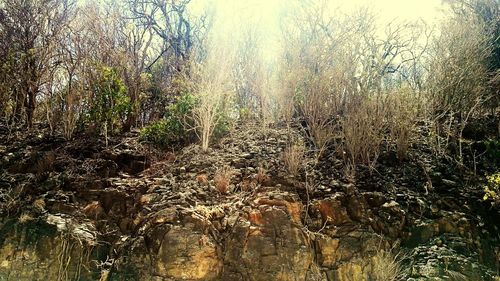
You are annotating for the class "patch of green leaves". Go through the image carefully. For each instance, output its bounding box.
[140,93,197,147]
[140,92,232,148]
[483,173,500,207]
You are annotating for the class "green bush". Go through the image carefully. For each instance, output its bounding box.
[140,93,231,148]
[485,139,500,163]
[86,66,130,135]
[139,119,171,147]
[140,93,197,147]
[213,111,231,139]
[484,173,500,207]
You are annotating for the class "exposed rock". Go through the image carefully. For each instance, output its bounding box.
[0,218,104,281]
[222,198,313,281]
[312,194,351,226]
[0,122,498,281]
[155,224,221,280]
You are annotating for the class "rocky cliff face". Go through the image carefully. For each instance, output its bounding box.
[0,123,498,281]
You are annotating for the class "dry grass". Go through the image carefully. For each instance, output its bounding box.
[255,167,270,185]
[370,249,403,281]
[83,201,105,220]
[165,152,177,162]
[19,213,34,223]
[342,98,386,171]
[283,142,305,176]
[386,90,420,160]
[0,186,23,215]
[240,179,256,192]
[196,174,209,186]
[61,90,82,140]
[33,198,46,211]
[214,166,234,194]
[299,71,340,154]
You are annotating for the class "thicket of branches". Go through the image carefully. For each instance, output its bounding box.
[0,0,207,139]
[275,0,499,172]
[0,0,498,165]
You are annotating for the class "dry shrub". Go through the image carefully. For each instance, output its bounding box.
[255,167,270,185]
[370,250,403,281]
[191,42,234,151]
[33,198,46,211]
[83,201,105,220]
[276,60,300,127]
[196,174,209,186]
[19,213,34,223]
[342,98,386,170]
[214,166,234,194]
[35,151,56,174]
[299,71,341,154]
[240,179,256,192]
[61,90,83,140]
[426,16,492,162]
[165,152,177,162]
[283,143,305,176]
[386,90,420,160]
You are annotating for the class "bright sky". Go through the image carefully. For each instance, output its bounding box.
[190,0,444,62]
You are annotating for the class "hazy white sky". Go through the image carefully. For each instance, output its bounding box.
[189,0,444,61]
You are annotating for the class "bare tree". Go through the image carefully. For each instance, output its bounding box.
[191,42,234,151]
[233,27,265,119]
[0,0,74,127]
[427,15,492,161]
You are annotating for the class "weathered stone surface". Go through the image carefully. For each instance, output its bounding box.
[155,224,221,280]
[407,236,498,281]
[222,199,313,281]
[0,217,103,281]
[1,122,498,281]
[313,194,351,226]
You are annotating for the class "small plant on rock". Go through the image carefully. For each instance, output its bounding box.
[214,166,234,194]
[484,173,500,206]
[240,179,256,192]
[283,143,305,176]
[196,174,209,186]
[255,167,270,185]
[370,249,403,281]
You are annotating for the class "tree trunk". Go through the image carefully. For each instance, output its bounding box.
[26,90,35,128]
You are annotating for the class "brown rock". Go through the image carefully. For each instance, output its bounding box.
[155,224,222,280]
[83,201,105,220]
[222,203,313,281]
[313,195,351,226]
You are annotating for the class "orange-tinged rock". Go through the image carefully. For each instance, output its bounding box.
[223,203,313,281]
[156,225,221,280]
[314,197,351,226]
[248,210,264,226]
[256,198,303,224]
[316,237,340,267]
[139,194,155,205]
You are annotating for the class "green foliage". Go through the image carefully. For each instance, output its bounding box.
[483,173,500,206]
[213,111,231,139]
[140,93,197,147]
[139,119,171,147]
[87,66,130,135]
[140,92,231,148]
[238,107,251,120]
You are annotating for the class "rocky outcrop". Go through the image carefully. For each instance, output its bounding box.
[0,123,498,280]
[0,216,104,281]
[221,193,312,281]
